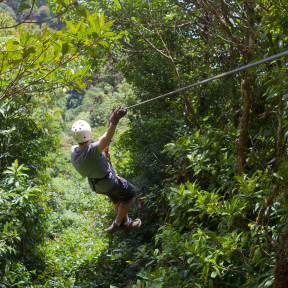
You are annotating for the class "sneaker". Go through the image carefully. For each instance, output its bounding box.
[124,218,141,235]
[106,220,123,234]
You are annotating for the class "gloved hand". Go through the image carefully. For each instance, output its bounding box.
[109,106,127,125]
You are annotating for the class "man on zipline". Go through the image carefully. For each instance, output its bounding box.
[70,106,141,235]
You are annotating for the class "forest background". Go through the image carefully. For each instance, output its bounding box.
[0,0,288,287]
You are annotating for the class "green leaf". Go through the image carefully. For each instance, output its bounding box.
[3,222,9,233]
[99,13,105,28]
[60,36,75,43]
[77,29,84,41]
[19,4,31,12]
[66,68,71,80]
[62,42,70,55]
[0,127,16,135]
[227,217,234,229]
[75,19,84,32]
[76,7,89,18]
[57,0,67,8]
[23,47,36,58]
[187,257,194,264]
[0,109,5,118]
[81,66,90,77]
[136,272,149,280]
[102,32,115,37]
[252,247,261,264]
[114,0,121,9]
[94,21,101,36]
[103,20,115,31]
[98,40,109,48]
[2,171,13,175]
[66,20,76,34]
[52,42,62,53]
[14,159,19,169]
[20,31,30,46]
[186,181,194,193]
[49,71,55,81]
[264,279,274,287]
[211,271,217,278]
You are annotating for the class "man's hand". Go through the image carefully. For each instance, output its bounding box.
[109,106,127,125]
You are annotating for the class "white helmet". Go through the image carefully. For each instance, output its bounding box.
[71,120,92,143]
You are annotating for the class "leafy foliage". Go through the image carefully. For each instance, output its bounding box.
[0,0,116,102]
[80,0,288,287]
[0,160,49,286]
[1,0,288,287]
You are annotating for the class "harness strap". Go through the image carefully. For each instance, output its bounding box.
[90,173,109,184]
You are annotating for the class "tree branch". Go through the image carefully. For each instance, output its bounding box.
[249,184,280,259]
[0,44,51,99]
[146,0,201,130]
[115,20,195,29]
[0,50,79,101]
[0,30,55,54]
[0,5,35,30]
[0,5,68,30]
[118,0,171,59]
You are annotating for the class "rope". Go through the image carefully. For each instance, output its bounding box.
[126,50,288,109]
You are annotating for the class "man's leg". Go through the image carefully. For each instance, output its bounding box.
[107,177,140,234]
[115,198,135,224]
[117,198,141,234]
[113,202,120,215]
[107,198,140,234]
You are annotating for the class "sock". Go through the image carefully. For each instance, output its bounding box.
[115,220,122,226]
[124,218,130,226]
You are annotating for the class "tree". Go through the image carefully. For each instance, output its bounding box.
[0,1,118,285]
[80,0,288,286]
[0,3,16,19]
[0,2,115,101]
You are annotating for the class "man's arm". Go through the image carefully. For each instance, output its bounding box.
[97,124,117,153]
[97,106,127,154]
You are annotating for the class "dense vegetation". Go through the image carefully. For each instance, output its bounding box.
[1,0,288,287]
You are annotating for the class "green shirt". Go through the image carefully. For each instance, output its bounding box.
[70,142,118,193]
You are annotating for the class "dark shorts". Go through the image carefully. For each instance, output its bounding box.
[98,176,136,204]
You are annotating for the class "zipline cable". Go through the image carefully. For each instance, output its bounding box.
[126,50,288,109]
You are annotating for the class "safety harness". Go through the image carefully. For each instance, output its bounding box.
[89,143,112,192]
[103,145,111,162]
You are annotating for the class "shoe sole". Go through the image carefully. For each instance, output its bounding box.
[124,219,142,235]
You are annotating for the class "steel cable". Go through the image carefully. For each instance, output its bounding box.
[126,50,288,109]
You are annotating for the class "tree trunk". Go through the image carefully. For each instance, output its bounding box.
[235,0,255,175]
[274,231,288,288]
[276,95,284,159]
[236,73,251,175]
